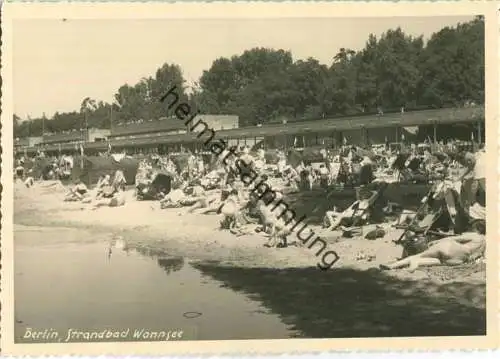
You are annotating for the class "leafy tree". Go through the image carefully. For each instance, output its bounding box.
[419,16,484,106]
[14,18,484,139]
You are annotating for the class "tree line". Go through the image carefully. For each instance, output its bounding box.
[14,16,484,138]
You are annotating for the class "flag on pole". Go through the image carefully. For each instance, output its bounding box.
[343,136,347,146]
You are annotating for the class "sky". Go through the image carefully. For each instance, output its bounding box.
[13,16,473,119]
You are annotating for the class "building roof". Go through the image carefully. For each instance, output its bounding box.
[108,105,484,147]
[110,117,185,137]
[43,131,85,144]
[23,106,483,153]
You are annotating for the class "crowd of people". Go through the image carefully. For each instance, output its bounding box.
[15,137,487,271]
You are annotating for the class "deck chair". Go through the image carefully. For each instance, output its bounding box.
[329,187,381,231]
[394,185,447,244]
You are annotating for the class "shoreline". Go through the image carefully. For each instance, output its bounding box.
[13,183,486,283]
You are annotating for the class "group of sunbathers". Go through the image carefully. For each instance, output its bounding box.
[64,170,127,209]
[17,142,487,270]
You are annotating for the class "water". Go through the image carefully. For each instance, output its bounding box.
[14,226,486,340]
[14,226,294,342]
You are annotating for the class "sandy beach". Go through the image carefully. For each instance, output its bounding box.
[13,181,487,338]
[14,181,486,283]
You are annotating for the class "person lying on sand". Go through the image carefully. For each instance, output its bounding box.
[91,187,126,210]
[190,180,247,216]
[159,184,186,208]
[380,232,485,272]
[186,193,220,214]
[64,179,89,202]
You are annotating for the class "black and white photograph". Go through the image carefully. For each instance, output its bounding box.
[1,1,497,355]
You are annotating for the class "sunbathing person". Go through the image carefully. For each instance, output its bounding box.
[318,164,330,189]
[112,170,127,191]
[15,164,25,180]
[94,174,112,199]
[97,174,111,188]
[187,192,221,214]
[64,179,89,202]
[324,188,379,231]
[323,206,341,228]
[159,182,188,209]
[284,166,300,191]
[219,189,242,230]
[380,231,485,272]
[92,186,127,209]
[254,198,291,247]
[299,163,315,191]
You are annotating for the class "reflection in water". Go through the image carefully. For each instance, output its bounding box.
[107,236,129,260]
[193,262,486,338]
[157,257,184,275]
[107,238,185,276]
[133,246,185,275]
[15,229,293,341]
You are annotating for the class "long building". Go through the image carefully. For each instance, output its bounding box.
[42,128,110,145]
[16,106,484,156]
[108,115,239,141]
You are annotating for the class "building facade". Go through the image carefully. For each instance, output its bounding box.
[192,115,239,131]
[14,136,43,152]
[42,128,110,146]
[15,107,483,156]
